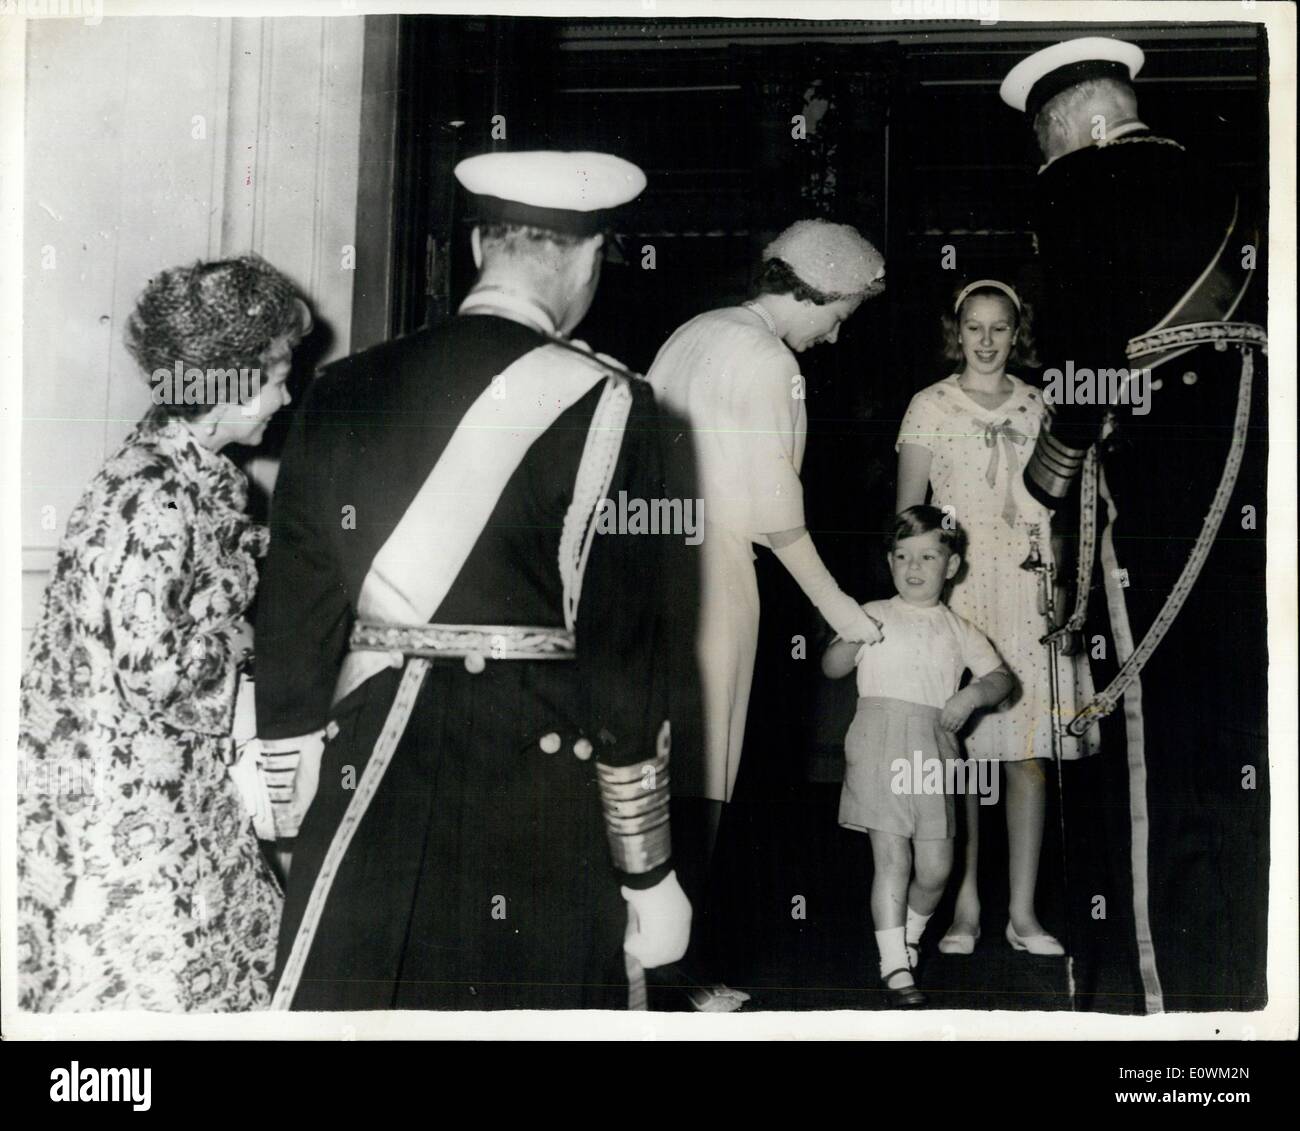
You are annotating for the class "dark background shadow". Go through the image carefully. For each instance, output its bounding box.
[368,14,1269,1012]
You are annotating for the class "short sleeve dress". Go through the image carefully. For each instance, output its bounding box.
[897,374,1100,761]
[17,414,283,1011]
[648,305,807,801]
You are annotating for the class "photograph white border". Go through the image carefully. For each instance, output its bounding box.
[1,0,1294,1042]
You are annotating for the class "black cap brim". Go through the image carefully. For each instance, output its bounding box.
[1027,59,1134,121]
[470,194,612,238]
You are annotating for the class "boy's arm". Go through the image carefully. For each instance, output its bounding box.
[822,636,860,679]
[940,665,1015,733]
[966,665,1015,709]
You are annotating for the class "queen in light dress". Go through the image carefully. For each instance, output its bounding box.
[649,221,888,815]
[896,279,1099,959]
[17,255,311,1011]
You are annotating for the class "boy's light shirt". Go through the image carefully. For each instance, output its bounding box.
[854,595,1002,706]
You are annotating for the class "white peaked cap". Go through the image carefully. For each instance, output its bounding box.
[454,151,647,236]
[1000,37,1145,118]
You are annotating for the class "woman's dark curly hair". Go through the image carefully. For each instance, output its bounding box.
[125,254,309,419]
[941,283,1039,369]
[750,256,886,306]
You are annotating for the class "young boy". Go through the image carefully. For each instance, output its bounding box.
[823,506,1014,1006]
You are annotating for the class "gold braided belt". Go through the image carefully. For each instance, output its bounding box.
[1126,319,1267,364]
[349,621,576,672]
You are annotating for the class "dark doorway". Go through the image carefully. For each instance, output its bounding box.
[381,14,1269,1013]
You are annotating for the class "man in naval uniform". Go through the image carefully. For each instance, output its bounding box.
[1002,39,1268,1013]
[253,151,693,1010]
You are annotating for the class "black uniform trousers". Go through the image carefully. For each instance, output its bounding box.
[278,658,628,1011]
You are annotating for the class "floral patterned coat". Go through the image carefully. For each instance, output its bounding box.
[18,412,282,1011]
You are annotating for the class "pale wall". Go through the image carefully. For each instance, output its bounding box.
[21,14,367,641]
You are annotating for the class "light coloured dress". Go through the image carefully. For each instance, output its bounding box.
[17,413,283,1011]
[897,374,1100,762]
[648,305,807,801]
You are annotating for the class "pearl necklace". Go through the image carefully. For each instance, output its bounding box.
[743,300,778,338]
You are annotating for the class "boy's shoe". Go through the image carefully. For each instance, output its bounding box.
[687,984,751,1012]
[880,968,927,1008]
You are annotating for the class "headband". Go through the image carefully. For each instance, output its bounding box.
[954,279,1022,315]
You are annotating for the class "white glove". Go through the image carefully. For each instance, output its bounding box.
[854,636,886,666]
[621,869,692,969]
[228,741,276,841]
[771,532,884,644]
[259,729,329,839]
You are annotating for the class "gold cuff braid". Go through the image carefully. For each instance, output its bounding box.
[597,751,671,874]
[1025,431,1086,502]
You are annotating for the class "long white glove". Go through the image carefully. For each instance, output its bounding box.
[228,740,276,841]
[621,869,692,969]
[772,532,883,643]
[259,729,329,839]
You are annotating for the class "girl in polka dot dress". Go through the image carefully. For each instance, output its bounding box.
[895,280,1099,957]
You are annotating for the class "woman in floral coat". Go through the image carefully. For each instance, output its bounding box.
[18,255,310,1011]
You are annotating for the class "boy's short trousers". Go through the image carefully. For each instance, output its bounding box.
[838,696,960,840]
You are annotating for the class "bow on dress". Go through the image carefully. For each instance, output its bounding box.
[981,418,1030,527]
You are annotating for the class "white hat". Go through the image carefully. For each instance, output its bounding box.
[454,151,646,237]
[763,219,885,299]
[1000,37,1145,119]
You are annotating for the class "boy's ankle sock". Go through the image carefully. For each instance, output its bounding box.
[875,926,912,984]
[905,906,931,966]
[905,906,932,947]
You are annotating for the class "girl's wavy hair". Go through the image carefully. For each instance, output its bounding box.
[941,283,1039,368]
[125,254,309,419]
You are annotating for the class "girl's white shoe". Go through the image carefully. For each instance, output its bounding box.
[937,924,980,955]
[1005,921,1065,956]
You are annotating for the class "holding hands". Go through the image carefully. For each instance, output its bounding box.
[768,528,885,648]
[852,611,886,666]
[845,606,885,645]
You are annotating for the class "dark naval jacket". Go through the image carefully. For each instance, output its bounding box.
[1027,127,1268,1014]
[255,312,701,1010]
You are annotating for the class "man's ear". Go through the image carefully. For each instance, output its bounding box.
[946,553,962,581]
[577,234,604,285]
[1048,108,1075,147]
[470,227,484,270]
